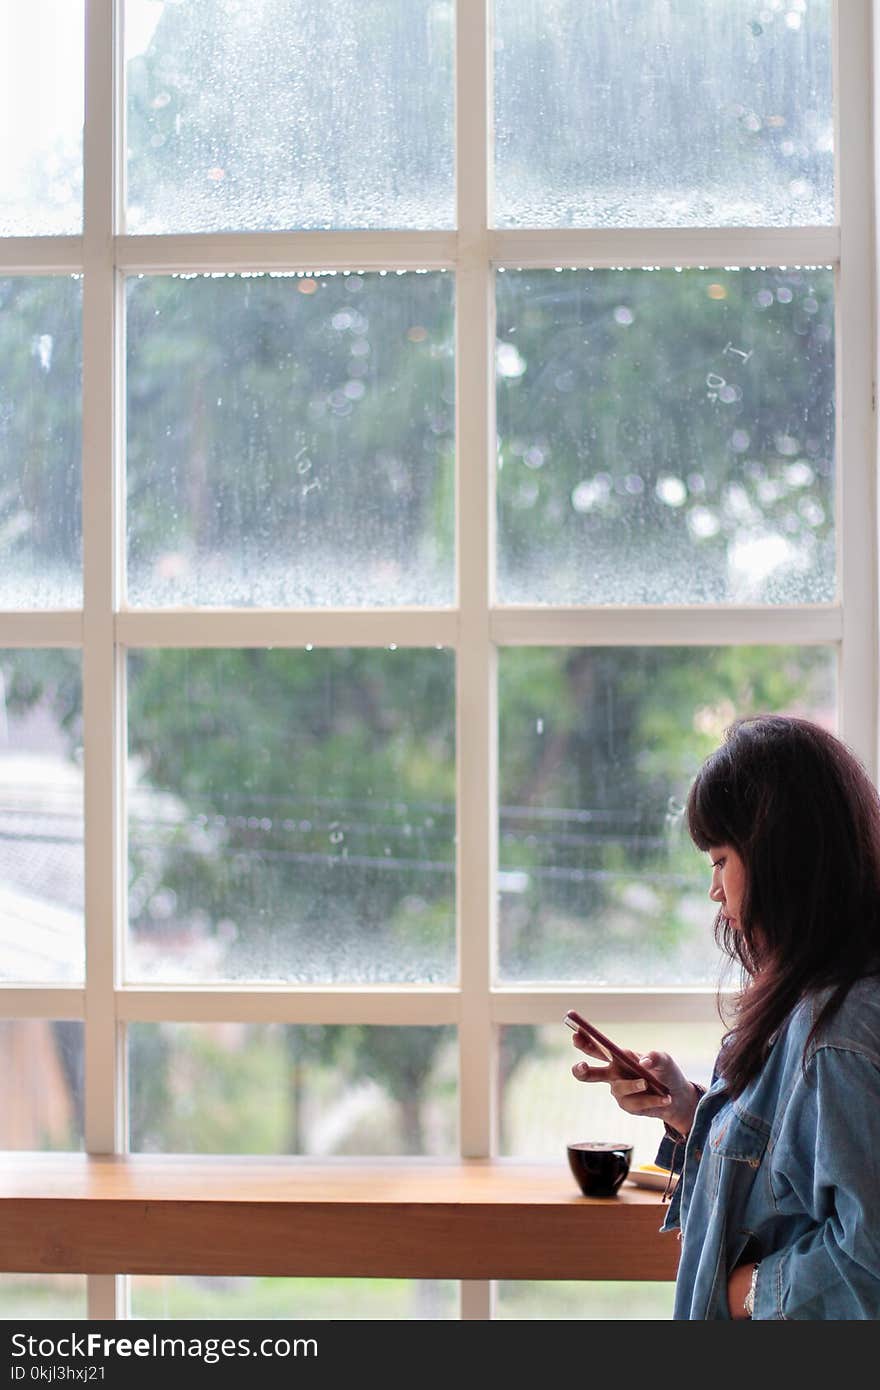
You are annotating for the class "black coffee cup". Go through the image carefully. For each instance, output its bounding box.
[567,1141,633,1197]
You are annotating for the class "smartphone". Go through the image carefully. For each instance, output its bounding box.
[564,1009,671,1098]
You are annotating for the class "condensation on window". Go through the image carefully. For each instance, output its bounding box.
[126,271,455,609]
[125,0,455,233]
[0,279,82,609]
[494,0,833,229]
[496,267,835,606]
[0,2,84,236]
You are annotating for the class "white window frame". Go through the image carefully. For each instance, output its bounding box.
[0,0,876,1321]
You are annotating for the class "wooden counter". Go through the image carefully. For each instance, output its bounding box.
[0,1154,679,1281]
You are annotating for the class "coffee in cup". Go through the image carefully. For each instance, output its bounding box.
[567,1141,633,1197]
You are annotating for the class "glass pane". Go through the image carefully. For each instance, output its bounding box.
[0,3,84,235]
[494,0,833,228]
[0,279,82,608]
[128,1024,457,1155]
[0,1275,87,1320]
[126,272,454,607]
[0,1021,84,1148]
[499,1023,720,1164]
[496,1281,674,1320]
[131,1275,456,1319]
[496,268,835,605]
[0,652,83,983]
[125,0,454,233]
[498,645,835,984]
[126,649,455,983]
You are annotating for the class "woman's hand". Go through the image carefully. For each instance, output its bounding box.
[570,1035,702,1137]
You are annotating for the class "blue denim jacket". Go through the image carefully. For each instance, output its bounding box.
[658,977,880,1320]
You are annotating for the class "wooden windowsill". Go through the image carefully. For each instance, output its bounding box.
[0,1153,679,1281]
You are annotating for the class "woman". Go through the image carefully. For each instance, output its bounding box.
[571,714,880,1320]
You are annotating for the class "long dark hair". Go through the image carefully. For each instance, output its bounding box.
[686,714,880,1096]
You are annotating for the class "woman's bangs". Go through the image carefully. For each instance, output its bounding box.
[686,756,733,852]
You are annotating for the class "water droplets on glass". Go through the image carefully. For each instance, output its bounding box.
[0,3,84,235]
[498,645,835,986]
[125,0,454,233]
[496,267,835,606]
[0,279,82,609]
[494,0,832,229]
[126,271,455,608]
[126,648,455,985]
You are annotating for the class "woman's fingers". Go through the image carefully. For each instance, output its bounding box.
[572,1060,672,1110]
[570,1035,680,1117]
[609,1077,650,1099]
[608,1076,672,1111]
[571,1059,637,1083]
[570,1057,634,1082]
[572,1056,673,1116]
[570,1033,642,1068]
[571,1060,669,1096]
[619,1095,673,1116]
[570,1031,610,1061]
[571,1060,610,1083]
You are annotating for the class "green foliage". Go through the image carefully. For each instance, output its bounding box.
[0,649,82,743]
[131,1027,288,1154]
[127,1023,457,1158]
[130,1274,456,1320]
[498,645,833,981]
[496,268,835,603]
[126,647,456,983]
[125,271,454,604]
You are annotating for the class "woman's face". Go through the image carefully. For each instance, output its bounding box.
[706,844,747,930]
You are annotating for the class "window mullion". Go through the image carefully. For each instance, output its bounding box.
[456,0,495,1162]
[114,609,459,649]
[460,1281,495,1319]
[0,989,85,1019]
[836,0,878,777]
[0,238,84,273]
[116,230,456,273]
[490,605,843,647]
[82,0,121,1157]
[116,989,460,1026]
[491,225,840,270]
[0,613,83,645]
[82,0,123,1324]
[489,989,726,1028]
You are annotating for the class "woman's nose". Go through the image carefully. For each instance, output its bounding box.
[709,878,723,902]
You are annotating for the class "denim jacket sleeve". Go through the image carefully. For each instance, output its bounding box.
[655,1082,709,1175]
[655,1130,685,1174]
[754,1043,880,1320]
